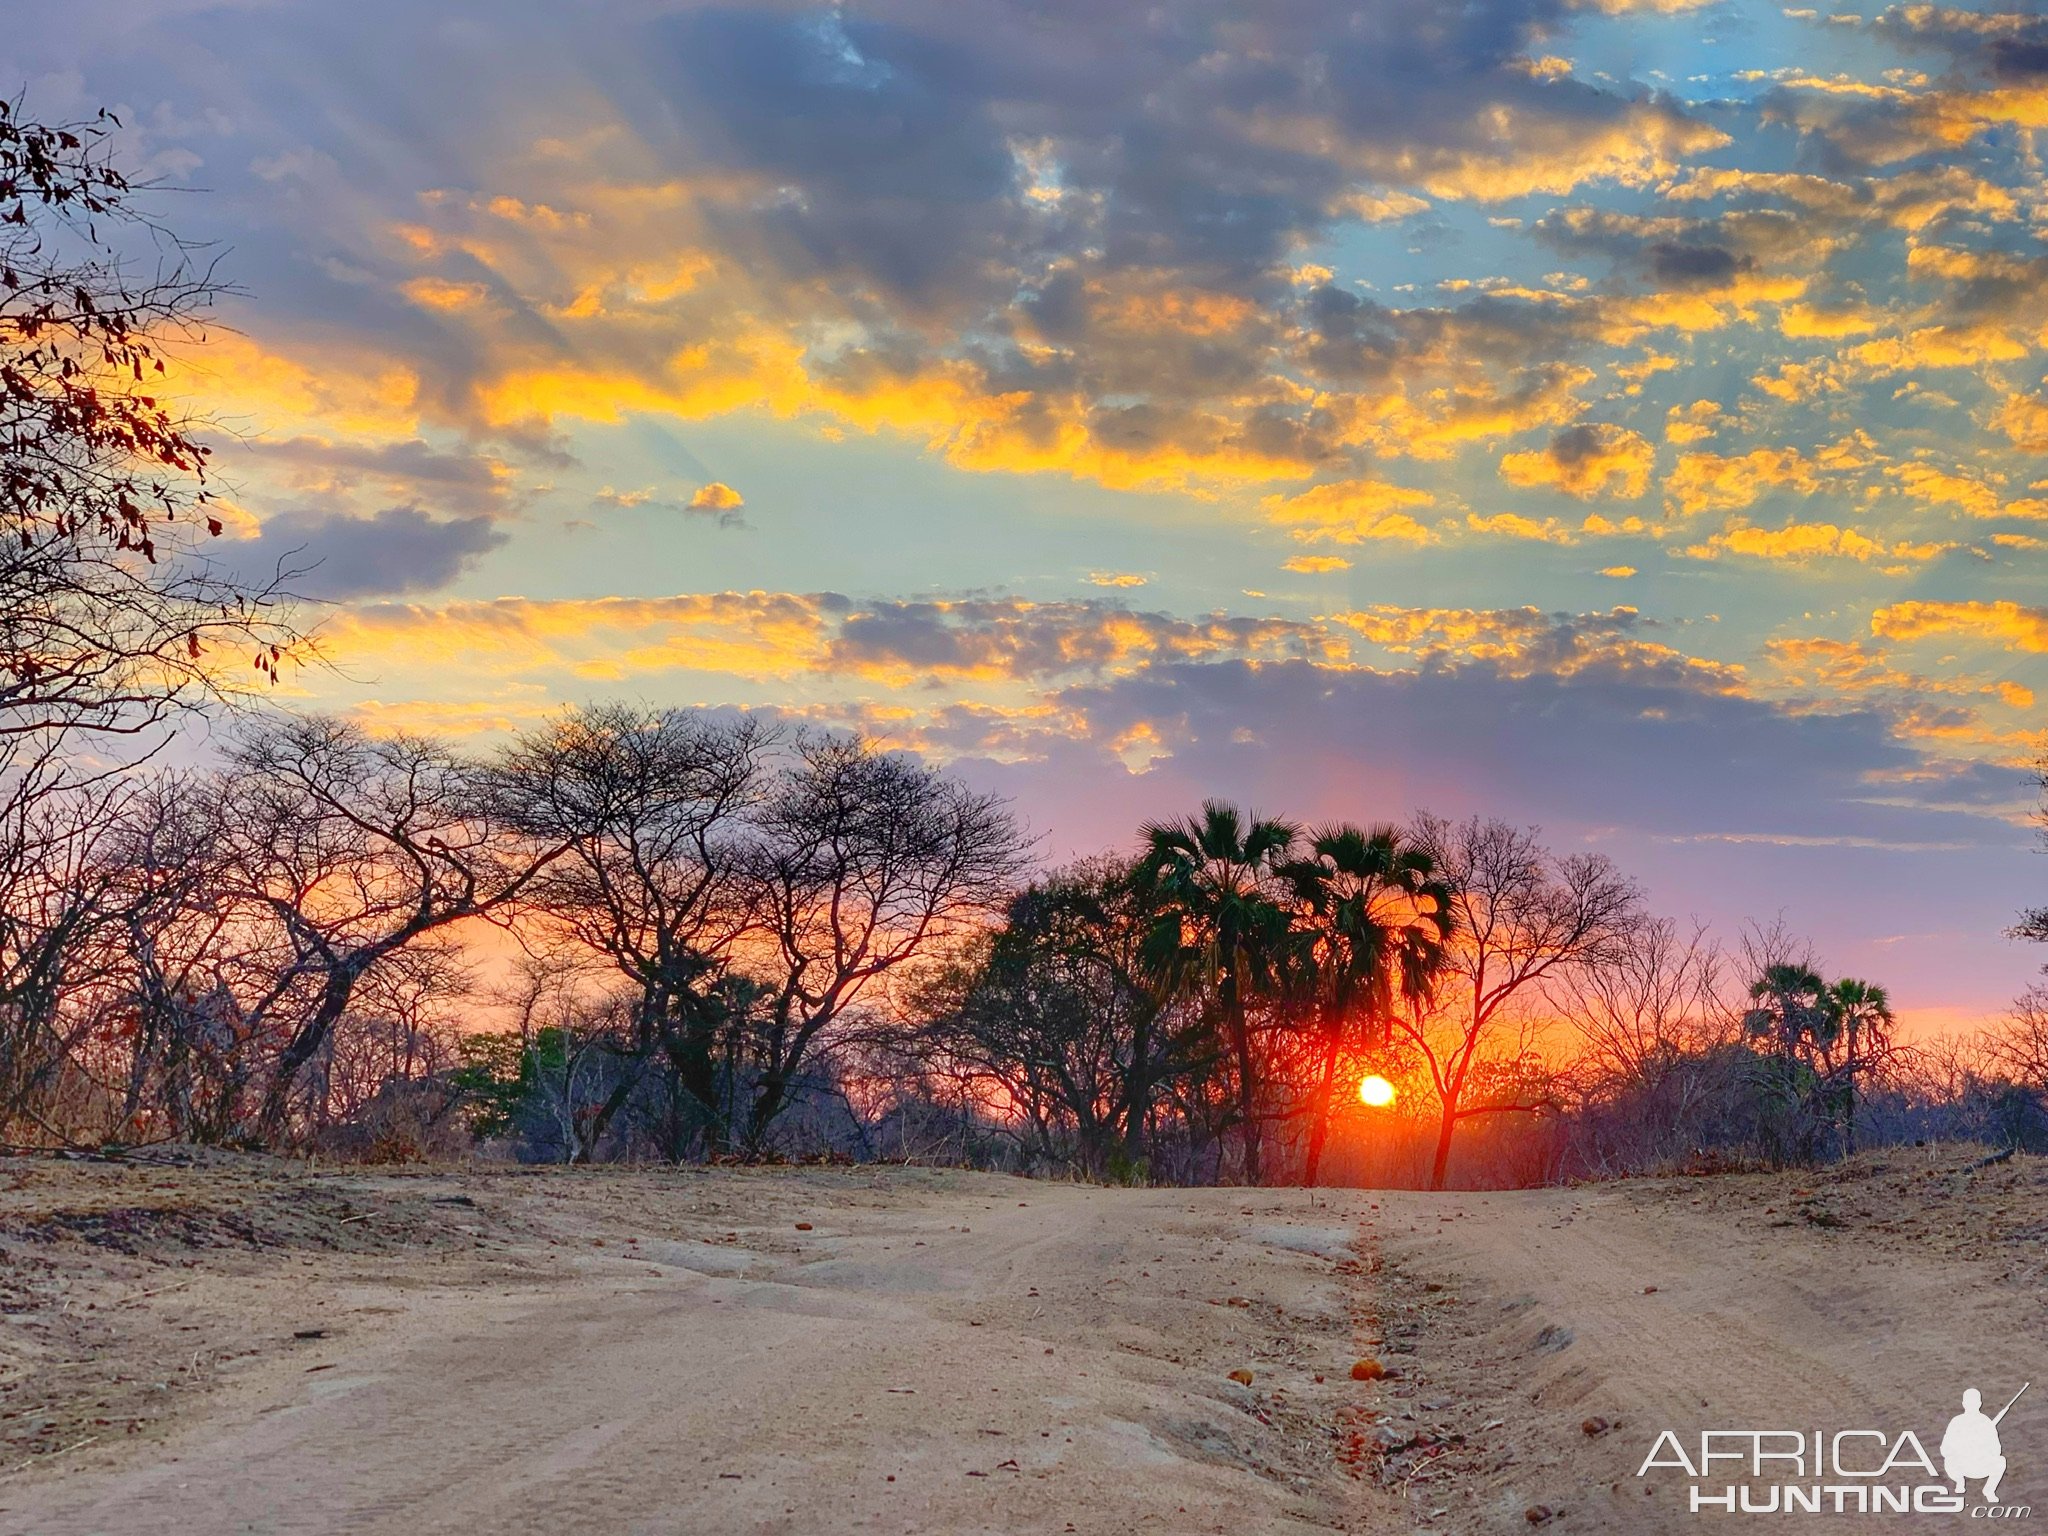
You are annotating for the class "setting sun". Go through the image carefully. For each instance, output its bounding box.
[1358,1075,1397,1109]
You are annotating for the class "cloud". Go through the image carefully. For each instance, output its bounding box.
[1282,555,1352,573]
[968,650,2028,867]
[40,0,1747,503]
[1996,392,2048,453]
[1664,446,1826,517]
[1763,635,2033,712]
[1873,599,2048,652]
[688,481,745,513]
[222,506,507,599]
[1499,422,1655,499]
[1261,479,1437,545]
[826,599,1346,684]
[323,591,1349,690]
[1465,510,1579,542]
[237,436,521,517]
[329,591,842,681]
[1683,522,1946,566]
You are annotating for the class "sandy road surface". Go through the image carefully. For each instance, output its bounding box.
[1,1150,2043,1535]
[1366,1158,2048,1528]
[1,1167,1397,1535]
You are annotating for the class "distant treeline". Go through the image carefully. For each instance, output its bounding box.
[10,703,2046,1188]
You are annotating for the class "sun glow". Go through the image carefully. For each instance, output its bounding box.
[1358,1074,1397,1108]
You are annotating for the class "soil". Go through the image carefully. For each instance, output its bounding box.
[0,1145,2039,1534]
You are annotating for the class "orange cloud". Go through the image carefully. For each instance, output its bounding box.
[1996,393,2048,454]
[1886,462,2004,519]
[1233,98,1727,203]
[1663,400,1722,445]
[1465,511,1578,543]
[1872,600,2048,652]
[1764,636,2033,710]
[1261,479,1438,545]
[1686,522,1944,565]
[1664,446,1824,517]
[689,481,745,511]
[1499,423,1654,499]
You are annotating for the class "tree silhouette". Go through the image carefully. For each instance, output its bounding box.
[1280,824,1452,1186]
[1131,800,1298,1184]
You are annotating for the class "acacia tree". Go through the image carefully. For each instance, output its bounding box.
[1405,813,1640,1190]
[210,715,568,1139]
[1279,825,1453,1187]
[1131,801,1298,1184]
[486,705,772,1158]
[738,734,1029,1153]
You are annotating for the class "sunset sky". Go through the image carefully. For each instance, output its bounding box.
[23,0,2048,1028]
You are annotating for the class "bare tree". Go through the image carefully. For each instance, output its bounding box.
[486,705,772,1158]
[738,734,1030,1153]
[0,744,139,1134]
[1547,916,1741,1174]
[1552,916,1731,1086]
[1405,813,1641,1190]
[1985,987,2048,1089]
[211,715,567,1139]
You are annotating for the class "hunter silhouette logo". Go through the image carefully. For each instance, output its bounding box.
[1943,1384,2027,1506]
[1637,1382,2033,1516]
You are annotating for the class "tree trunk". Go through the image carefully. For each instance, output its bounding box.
[1843,1017,1860,1154]
[663,1017,726,1158]
[1303,1023,1344,1188]
[1122,1009,1153,1172]
[258,966,360,1142]
[573,1064,639,1164]
[747,1066,789,1156]
[1428,1103,1457,1191]
[1226,982,1261,1185]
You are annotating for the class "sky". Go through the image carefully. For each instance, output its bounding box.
[20,0,2048,1030]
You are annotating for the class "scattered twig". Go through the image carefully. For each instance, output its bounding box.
[0,1433,99,1479]
[127,1279,192,1303]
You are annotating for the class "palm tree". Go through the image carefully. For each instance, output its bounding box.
[1744,963,1897,1160]
[1742,962,1832,1161]
[1130,801,1298,1184]
[1825,977,1894,1152]
[1743,963,1831,1059]
[1280,825,1454,1186]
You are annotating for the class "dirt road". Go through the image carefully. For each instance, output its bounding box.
[1,1150,2041,1534]
[1366,1159,2048,1528]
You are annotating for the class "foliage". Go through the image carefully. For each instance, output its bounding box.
[0,97,292,742]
